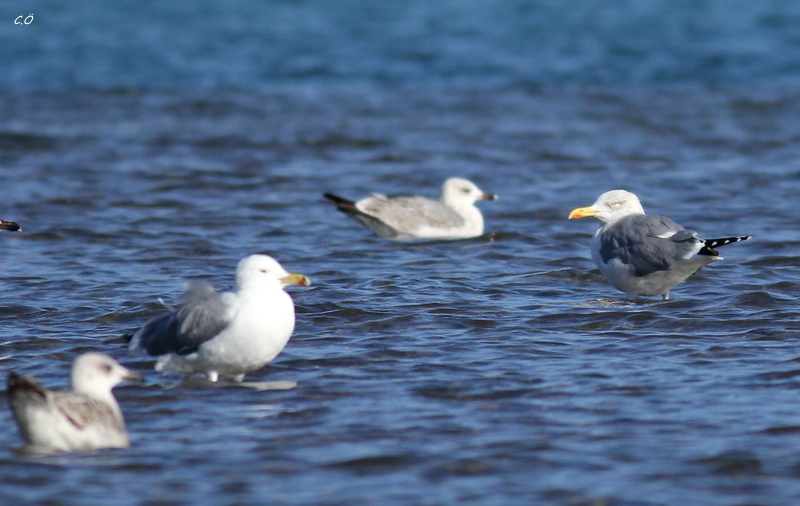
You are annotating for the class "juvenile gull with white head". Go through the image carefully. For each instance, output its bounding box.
[568,189,750,300]
[128,254,310,382]
[324,177,497,240]
[7,352,141,454]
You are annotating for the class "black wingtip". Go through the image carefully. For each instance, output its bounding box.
[323,192,400,238]
[7,371,47,400]
[7,370,23,389]
[699,235,751,256]
[323,193,357,209]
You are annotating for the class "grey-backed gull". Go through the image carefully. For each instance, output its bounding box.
[568,189,750,300]
[128,254,310,382]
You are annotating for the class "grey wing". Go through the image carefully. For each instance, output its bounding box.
[324,193,402,238]
[134,282,233,356]
[600,214,703,276]
[52,392,123,432]
[360,195,465,233]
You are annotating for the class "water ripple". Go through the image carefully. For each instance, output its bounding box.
[0,85,799,505]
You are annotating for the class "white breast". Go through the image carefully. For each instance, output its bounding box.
[193,290,296,376]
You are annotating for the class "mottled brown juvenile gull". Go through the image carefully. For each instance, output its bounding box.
[127,254,310,382]
[568,189,750,300]
[324,177,497,240]
[7,352,141,454]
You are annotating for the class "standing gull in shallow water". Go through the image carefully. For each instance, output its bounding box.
[324,177,498,240]
[7,352,141,454]
[127,254,310,382]
[568,189,750,300]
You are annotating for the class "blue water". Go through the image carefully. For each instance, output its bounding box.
[3,0,800,90]
[1,1,800,505]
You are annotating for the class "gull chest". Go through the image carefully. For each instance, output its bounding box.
[199,292,295,367]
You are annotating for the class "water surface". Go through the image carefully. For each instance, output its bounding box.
[1,1,800,505]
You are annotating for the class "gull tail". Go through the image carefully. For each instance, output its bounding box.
[7,372,48,402]
[322,193,399,239]
[698,235,751,256]
[323,193,357,210]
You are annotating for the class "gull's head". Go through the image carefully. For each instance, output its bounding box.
[440,177,498,208]
[71,352,142,397]
[568,189,645,224]
[236,254,311,291]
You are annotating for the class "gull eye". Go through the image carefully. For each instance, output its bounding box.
[260,269,267,273]
[611,200,621,207]
[102,364,112,373]
[461,188,471,194]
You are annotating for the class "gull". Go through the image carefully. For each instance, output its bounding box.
[0,218,21,232]
[127,254,310,382]
[568,189,750,300]
[7,352,141,454]
[324,177,497,240]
